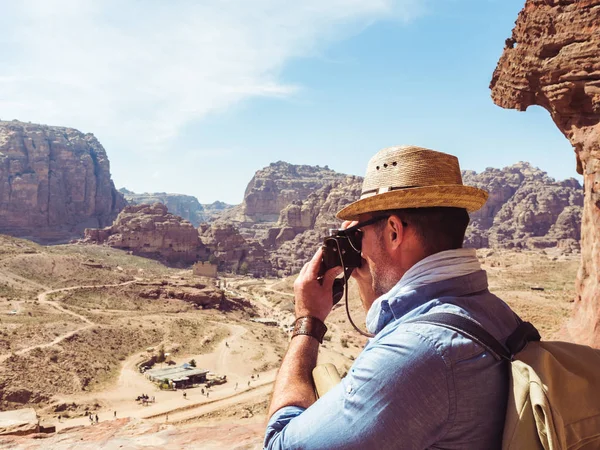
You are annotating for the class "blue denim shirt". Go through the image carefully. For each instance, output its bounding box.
[264,270,519,449]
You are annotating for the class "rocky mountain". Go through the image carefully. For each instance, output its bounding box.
[219,161,348,225]
[490,0,600,347]
[0,120,125,242]
[119,189,232,226]
[218,162,583,276]
[463,162,583,251]
[83,203,210,266]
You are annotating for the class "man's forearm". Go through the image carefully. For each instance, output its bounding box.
[267,335,320,417]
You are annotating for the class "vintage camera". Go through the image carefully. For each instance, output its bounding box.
[317,229,363,305]
[318,229,363,276]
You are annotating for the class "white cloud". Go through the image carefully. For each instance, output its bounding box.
[1,0,424,145]
[0,0,427,201]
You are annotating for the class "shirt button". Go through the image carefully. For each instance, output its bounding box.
[346,385,353,394]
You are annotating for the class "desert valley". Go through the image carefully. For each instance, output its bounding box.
[2,0,600,448]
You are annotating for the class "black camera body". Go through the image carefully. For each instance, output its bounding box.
[317,229,363,305]
[318,230,363,277]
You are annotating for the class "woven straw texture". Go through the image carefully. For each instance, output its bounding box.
[337,145,488,220]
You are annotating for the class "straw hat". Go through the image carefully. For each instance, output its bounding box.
[337,145,488,221]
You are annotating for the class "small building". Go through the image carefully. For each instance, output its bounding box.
[193,261,218,278]
[145,363,209,389]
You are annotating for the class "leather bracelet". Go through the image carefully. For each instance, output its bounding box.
[292,316,328,344]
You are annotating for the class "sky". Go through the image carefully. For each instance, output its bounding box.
[0,0,579,204]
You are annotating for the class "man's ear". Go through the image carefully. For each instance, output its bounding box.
[386,215,404,249]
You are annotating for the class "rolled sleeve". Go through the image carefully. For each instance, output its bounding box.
[263,328,452,450]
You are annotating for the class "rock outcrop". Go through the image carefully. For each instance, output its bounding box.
[0,120,125,242]
[84,203,209,266]
[490,0,600,347]
[239,161,347,222]
[119,190,232,226]
[120,189,206,226]
[463,163,583,250]
[198,223,272,276]
[204,161,583,277]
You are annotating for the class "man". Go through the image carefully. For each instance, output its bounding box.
[264,146,519,449]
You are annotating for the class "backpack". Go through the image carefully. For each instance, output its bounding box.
[413,312,600,450]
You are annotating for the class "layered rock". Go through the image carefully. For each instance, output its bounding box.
[0,120,125,242]
[84,203,209,266]
[463,163,583,250]
[490,0,600,347]
[240,161,347,222]
[119,190,233,226]
[269,177,363,275]
[120,189,206,226]
[198,223,271,276]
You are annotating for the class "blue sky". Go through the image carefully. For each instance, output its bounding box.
[1,1,577,204]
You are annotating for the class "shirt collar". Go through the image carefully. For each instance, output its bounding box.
[367,270,489,335]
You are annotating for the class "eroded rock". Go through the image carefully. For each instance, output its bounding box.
[0,120,125,243]
[491,0,600,347]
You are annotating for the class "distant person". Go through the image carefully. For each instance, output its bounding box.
[201,388,205,395]
[264,146,520,449]
[183,391,187,399]
[114,411,116,418]
[225,341,229,348]
[95,414,99,424]
[89,413,94,425]
[235,382,238,390]
[58,415,61,422]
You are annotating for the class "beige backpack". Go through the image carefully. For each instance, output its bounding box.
[412,313,600,450]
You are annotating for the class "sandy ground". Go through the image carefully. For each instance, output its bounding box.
[26,276,357,433]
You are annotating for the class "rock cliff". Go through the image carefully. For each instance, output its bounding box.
[239,161,347,222]
[120,189,210,226]
[205,161,583,277]
[490,0,600,347]
[84,203,209,266]
[0,120,125,242]
[463,163,583,250]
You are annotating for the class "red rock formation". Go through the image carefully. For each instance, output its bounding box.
[0,120,126,242]
[491,0,600,347]
[84,203,209,266]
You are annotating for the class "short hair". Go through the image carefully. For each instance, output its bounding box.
[375,207,470,255]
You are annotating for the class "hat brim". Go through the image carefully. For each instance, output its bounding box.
[336,185,488,221]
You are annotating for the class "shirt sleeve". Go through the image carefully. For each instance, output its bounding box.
[263,328,453,450]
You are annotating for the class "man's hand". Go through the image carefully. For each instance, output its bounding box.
[293,248,343,322]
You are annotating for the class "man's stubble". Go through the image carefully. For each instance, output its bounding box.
[369,230,398,298]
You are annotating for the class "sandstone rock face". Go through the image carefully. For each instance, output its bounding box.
[0,120,125,242]
[199,223,271,276]
[241,161,347,222]
[490,0,600,347]
[0,418,264,449]
[84,203,209,266]
[120,189,206,226]
[205,161,583,277]
[463,163,583,250]
[119,190,232,226]
[269,177,363,275]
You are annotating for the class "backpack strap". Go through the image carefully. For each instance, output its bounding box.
[406,312,540,361]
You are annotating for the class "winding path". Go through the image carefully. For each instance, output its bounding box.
[0,280,137,363]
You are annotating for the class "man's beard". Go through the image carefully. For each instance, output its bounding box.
[369,233,397,297]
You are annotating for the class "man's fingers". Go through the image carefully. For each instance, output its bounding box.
[322,266,343,286]
[341,220,358,230]
[305,247,323,278]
